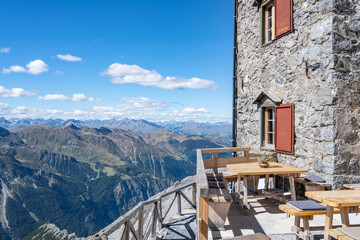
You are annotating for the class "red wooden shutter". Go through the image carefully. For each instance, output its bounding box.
[275,103,294,154]
[275,0,293,38]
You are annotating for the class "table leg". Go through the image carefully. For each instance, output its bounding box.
[340,207,350,227]
[243,175,248,207]
[303,216,310,240]
[289,174,296,201]
[324,205,334,240]
[265,174,270,191]
[295,216,300,240]
[237,175,241,194]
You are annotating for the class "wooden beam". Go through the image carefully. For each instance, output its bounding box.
[324,206,334,240]
[197,149,208,198]
[289,174,296,201]
[214,152,218,173]
[158,198,163,228]
[163,194,177,220]
[124,222,129,240]
[128,221,139,240]
[177,192,182,216]
[138,207,143,240]
[203,156,248,169]
[340,207,350,227]
[198,197,209,240]
[201,147,251,154]
[151,203,158,238]
[192,184,196,207]
[179,190,196,209]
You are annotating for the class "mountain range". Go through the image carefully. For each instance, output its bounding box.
[0,117,232,139]
[0,124,230,239]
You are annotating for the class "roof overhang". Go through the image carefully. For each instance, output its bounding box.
[253,90,282,104]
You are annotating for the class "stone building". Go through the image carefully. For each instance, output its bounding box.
[233,0,359,188]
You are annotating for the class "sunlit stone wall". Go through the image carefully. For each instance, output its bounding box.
[235,0,359,188]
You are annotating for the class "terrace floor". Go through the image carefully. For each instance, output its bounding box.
[160,196,360,240]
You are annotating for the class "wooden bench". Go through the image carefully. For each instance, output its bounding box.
[329,228,358,240]
[344,184,360,190]
[279,204,360,240]
[230,232,270,239]
[277,174,331,191]
[207,173,233,230]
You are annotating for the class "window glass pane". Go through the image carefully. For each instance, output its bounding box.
[268,133,274,144]
[268,109,273,120]
[268,121,273,132]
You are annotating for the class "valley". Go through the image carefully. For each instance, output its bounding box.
[0,121,230,239]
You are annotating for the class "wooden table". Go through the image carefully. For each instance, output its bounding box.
[344,184,360,190]
[227,162,307,207]
[305,190,360,240]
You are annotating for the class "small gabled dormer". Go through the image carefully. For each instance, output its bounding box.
[253,90,294,155]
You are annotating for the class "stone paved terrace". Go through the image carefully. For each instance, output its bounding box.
[159,197,360,240]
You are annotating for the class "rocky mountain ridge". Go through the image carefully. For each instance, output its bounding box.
[0,117,232,139]
[0,125,230,239]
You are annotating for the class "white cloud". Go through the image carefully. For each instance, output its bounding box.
[38,93,101,102]
[0,86,35,98]
[181,107,209,114]
[0,97,230,122]
[0,102,9,109]
[3,59,49,75]
[0,47,11,53]
[102,63,218,90]
[57,54,82,62]
[55,70,64,75]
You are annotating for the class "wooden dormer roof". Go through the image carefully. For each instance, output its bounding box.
[253,90,282,104]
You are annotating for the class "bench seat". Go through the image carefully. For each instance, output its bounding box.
[207,173,224,181]
[209,187,232,203]
[280,204,360,240]
[344,184,360,190]
[329,229,357,240]
[207,178,233,230]
[279,203,341,216]
[278,174,331,191]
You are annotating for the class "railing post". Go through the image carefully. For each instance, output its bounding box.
[177,191,182,216]
[244,150,249,162]
[138,206,143,240]
[159,198,163,229]
[214,152,218,173]
[151,202,158,238]
[124,221,130,240]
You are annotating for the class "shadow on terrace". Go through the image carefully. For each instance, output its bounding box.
[196,147,360,240]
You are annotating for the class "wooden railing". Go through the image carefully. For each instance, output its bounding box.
[196,147,259,240]
[87,181,196,240]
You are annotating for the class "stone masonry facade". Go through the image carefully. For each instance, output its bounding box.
[235,0,359,188]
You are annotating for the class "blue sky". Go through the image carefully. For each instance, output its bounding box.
[0,0,233,122]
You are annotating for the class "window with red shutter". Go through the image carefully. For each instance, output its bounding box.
[275,103,294,154]
[261,0,293,45]
[275,0,293,38]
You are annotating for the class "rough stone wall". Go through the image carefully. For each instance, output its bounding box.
[331,0,360,188]
[235,0,359,186]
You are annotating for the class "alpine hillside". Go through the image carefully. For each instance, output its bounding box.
[0,125,230,239]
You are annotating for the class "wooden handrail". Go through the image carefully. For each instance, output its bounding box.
[197,149,209,198]
[87,181,196,240]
